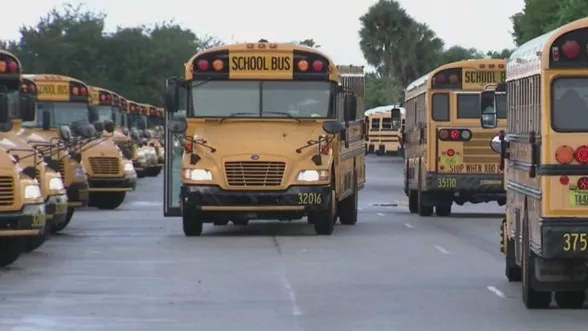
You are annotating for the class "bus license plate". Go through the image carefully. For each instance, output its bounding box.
[570,191,588,206]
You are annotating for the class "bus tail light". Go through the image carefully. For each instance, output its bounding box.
[575,145,588,164]
[197,60,209,71]
[72,87,79,96]
[562,40,580,59]
[438,129,472,142]
[7,61,17,73]
[80,87,87,96]
[434,74,446,85]
[312,60,323,71]
[560,176,569,185]
[555,145,574,164]
[450,130,459,140]
[298,60,309,72]
[449,74,458,84]
[578,177,588,190]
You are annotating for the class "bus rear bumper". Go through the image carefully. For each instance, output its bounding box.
[425,173,504,192]
[541,220,588,259]
[181,185,331,220]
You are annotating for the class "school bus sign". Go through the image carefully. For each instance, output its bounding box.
[462,69,506,89]
[229,51,294,79]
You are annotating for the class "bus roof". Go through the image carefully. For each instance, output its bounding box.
[89,85,115,95]
[506,17,588,81]
[184,42,339,80]
[23,74,89,88]
[405,58,507,93]
[365,105,405,115]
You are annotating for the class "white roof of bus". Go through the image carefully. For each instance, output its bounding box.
[507,17,588,81]
[364,105,405,115]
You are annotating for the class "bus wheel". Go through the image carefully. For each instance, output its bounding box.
[92,192,126,210]
[435,205,452,217]
[521,210,551,309]
[147,167,162,177]
[0,238,24,267]
[338,170,358,225]
[183,211,203,236]
[417,192,433,217]
[53,208,74,233]
[24,221,50,253]
[136,170,146,178]
[408,191,418,213]
[502,219,521,282]
[554,291,585,309]
[232,219,249,226]
[310,189,336,235]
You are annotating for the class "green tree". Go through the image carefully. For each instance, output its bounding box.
[556,0,588,26]
[298,39,320,48]
[510,0,561,46]
[486,49,513,59]
[439,46,484,65]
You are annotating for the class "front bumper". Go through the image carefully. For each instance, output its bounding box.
[425,173,505,192]
[66,181,89,207]
[87,175,135,193]
[181,184,331,216]
[133,158,147,172]
[0,203,45,236]
[45,194,68,225]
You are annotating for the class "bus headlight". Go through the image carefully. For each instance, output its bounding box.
[49,178,64,191]
[184,169,212,181]
[24,185,42,199]
[124,163,135,172]
[296,170,329,182]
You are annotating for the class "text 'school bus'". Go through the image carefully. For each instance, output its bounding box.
[403,58,507,217]
[162,40,366,236]
[21,74,133,211]
[481,17,588,310]
[0,50,46,266]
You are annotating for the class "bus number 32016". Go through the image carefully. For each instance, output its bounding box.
[297,193,322,205]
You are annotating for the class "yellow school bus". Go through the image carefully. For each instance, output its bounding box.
[144,104,163,175]
[0,50,46,265]
[22,74,133,210]
[163,40,366,236]
[127,101,158,177]
[481,17,588,309]
[88,86,137,187]
[151,107,165,164]
[403,59,506,217]
[365,106,404,155]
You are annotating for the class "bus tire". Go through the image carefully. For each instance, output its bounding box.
[310,188,336,235]
[554,291,585,309]
[183,211,203,236]
[521,207,551,309]
[0,238,24,267]
[417,192,433,217]
[53,207,74,233]
[408,190,418,213]
[338,170,358,225]
[435,204,451,217]
[92,192,126,210]
[502,219,521,282]
[24,220,50,253]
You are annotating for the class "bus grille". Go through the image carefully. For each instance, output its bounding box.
[463,131,501,163]
[224,161,285,187]
[0,177,14,206]
[116,141,135,160]
[89,157,120,175]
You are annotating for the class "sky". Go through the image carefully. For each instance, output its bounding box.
[0,0,525,69]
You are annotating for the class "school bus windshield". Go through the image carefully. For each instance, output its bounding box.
[128,112,145,129]
[94,105,121,124]
[189,80,335,118]
[456,93,507,119]
[22,102,89,128]
[552,78,588,131]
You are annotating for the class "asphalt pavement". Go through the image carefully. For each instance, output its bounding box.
[0,155,587,331]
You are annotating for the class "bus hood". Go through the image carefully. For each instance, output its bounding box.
[186,120,330,161]
[0,134,41,169]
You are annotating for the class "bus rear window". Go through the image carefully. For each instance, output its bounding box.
[432,94,449,121]
[457,94,480,118]
[552,78,588,132]
[382,118,392,129]
[371,118,380,129]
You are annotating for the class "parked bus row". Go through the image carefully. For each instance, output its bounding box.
[0,49,164,267]
[401,17,588,310]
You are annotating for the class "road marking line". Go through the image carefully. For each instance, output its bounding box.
[487,286,505,298]
[404,223,414,228]
[434,245,450,254]
[281,276,302,316]
[377,213,385,216]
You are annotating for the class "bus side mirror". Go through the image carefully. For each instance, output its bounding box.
[42,110,51,130]
[168,118,187,134]
[164,77,179,113]
[20,96,35,122]
[480,91,497,129]
[0,94,8,123]
[343,95,357,122]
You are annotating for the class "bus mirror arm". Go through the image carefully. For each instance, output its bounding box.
[164,77,179,113]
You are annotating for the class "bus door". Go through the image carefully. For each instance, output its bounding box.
[163,102,184,217]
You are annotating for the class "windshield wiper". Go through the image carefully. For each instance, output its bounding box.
[263,112,301,123]
[219,112,257,123]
